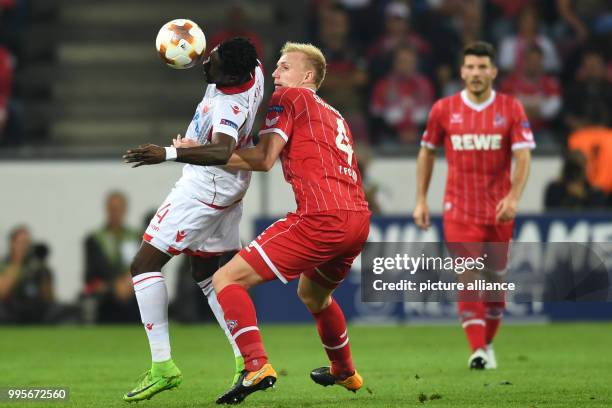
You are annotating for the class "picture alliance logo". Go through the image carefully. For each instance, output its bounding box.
[371,253,488,275]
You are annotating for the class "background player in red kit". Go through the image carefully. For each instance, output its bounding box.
[413,42,534,370]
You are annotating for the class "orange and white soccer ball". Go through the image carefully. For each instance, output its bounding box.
[155,19,206,69]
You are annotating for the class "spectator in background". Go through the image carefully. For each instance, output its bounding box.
[500,44,562,145]
[557,0,612,43]
[563,51,612,132]
[367,1,432,82]
[206,3,264,60]
[370,45,434,145]
[316,3,369,142]
[0,45,13,145]
[568,126,612,196]
[545,150,607,209]
[498,6,560,73]
[81,191,140,323]
[0,226,56,323]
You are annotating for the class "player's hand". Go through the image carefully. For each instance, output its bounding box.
[123,144,165,167]
[172,133,200,148]
[495,195,518,223]
[413,201,431,230]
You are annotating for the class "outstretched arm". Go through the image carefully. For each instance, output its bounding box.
[123,133,236,167]
[224,132,286,172]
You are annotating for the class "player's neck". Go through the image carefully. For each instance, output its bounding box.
[300,84,317,92]
[465,88,492,105]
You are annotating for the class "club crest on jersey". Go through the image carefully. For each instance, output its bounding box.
[450,113,463,124]
[268,104,284,113]
[494,113,506,127]
[220,118,238,130]
[265,116,279,127]
[225,319,238,333]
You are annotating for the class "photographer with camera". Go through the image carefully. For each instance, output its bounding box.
[0,225,56,323]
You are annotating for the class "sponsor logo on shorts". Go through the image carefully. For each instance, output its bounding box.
[146,323,154,331]
[231,105,240,115]
[220,118,238,130]
[268,104,284,113]
[176,230,187,242]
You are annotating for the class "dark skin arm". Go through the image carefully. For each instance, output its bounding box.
[123,133,236,167]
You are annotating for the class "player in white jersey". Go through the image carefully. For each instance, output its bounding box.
[121,38,264,402]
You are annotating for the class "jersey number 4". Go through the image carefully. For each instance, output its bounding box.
[335,119,354,166]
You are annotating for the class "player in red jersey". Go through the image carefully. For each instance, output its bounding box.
[210,42,370,404]
[413,42,534,370]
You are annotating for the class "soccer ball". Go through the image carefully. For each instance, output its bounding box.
[155,19,206,69]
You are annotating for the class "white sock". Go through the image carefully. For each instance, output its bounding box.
[133,272,171,362]
[198,277,241,358]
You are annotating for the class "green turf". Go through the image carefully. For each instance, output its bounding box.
[0,323,611,407]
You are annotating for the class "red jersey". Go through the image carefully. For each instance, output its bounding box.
[421,90,535,225]
[259,87,369,215]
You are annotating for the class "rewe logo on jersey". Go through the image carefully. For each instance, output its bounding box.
[450,134,502,150]
[265,116,279,127]
[175,230,187,242]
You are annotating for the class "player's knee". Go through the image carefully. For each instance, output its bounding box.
[297,286,328,313]
[130,251,161,277]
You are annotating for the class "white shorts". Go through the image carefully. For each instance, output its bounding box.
[143,186,242,258]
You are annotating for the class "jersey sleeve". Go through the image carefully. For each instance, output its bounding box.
[211,96,248,141]
[258,88,297,142]
[420,100,445,149]
[510,99,536,151]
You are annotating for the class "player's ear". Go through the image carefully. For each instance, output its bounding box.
[304,70,315,85]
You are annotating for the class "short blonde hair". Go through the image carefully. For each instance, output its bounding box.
[281,42,327,89]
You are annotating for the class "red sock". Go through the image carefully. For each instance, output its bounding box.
[311,299,354,379]
[216,284,267,371]
[457,292,486,351]
[484,301,505,344]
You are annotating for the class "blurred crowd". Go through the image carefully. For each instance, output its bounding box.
[303,0,612,150]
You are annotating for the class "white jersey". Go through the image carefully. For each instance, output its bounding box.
[177,63,264,207]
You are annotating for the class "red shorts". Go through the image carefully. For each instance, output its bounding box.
[443,218,514,272]
[240,210,371,289]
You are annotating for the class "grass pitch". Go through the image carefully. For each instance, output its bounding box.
[1,323,611,407]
